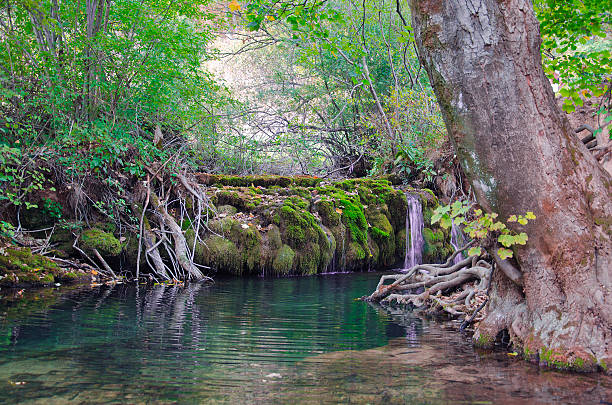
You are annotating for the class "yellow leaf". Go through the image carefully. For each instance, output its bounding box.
[266,15,275,21]
[229,0,241,11]
[507,352,519,356]
[508,215,517,222]
[91,269,98,275]
[498,247,513,260]
[467,247,482,257]
[335,208,343,214]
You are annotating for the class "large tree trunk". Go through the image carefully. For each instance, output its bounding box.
[409,0,612,372]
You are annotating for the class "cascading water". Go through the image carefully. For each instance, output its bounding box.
[450,219,465,265]
[404,194,424,269]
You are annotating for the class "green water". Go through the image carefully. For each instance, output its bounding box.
[0,272,611,404]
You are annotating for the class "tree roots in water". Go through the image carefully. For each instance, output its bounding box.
[364,243,493,327]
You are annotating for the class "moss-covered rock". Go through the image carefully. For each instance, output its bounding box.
[197,174,322,188]
[197,176,444,275]
[316,199,341,227]
[81,228,121,256]
[49,227,77,258]
[365,206,394,265]
[272,244,295,275]
[0,247,70,287]
[197,235,242,274]
[267,225,282,251]
[217,205,238,216]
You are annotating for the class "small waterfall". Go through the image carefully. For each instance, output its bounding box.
[404,194,424,269]
[450,219,465,265]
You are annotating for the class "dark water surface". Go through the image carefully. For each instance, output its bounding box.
[1,272,611,404]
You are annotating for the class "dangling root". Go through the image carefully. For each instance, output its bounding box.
[363,242,493,325]
[149,190,209,281]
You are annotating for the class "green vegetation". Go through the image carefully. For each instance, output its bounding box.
[0,247,83,287]
[536,0,610,122]
[81,228,122,256]
[432,201,536,260]
[0,0,604,292]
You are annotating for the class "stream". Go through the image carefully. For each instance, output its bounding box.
[1,272,611,404]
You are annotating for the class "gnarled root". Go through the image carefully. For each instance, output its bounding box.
[364,243,493,325]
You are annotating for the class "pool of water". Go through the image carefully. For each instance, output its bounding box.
[0,272,611,404]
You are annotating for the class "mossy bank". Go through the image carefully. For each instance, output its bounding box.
[191,176,451,276]
[3,176,455,281]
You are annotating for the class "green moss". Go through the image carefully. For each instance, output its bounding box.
[279,198,320,248]
[396,229,406,258]
[81,228,121,256]
[286,224,306,246]
[339,198,368,246]
[474,332,494,348]
[217,205,238,216]
[209,217,238,235]
[267,225,282,251]
[423,207,433,226]
[289,186,311,199]
[370,226,389,238]
[538,348,596,372]
[296,243,320,275]
[598,359,608,372]
[0,247,64,287]
[215,190,241,205]
[319,226,336,269]
[40,273,55,284]
[272,244,295,275]
[367,209,395,266]
[422,228,434,243]
[316,199,341,226]
[347,241,366,262]
[197,235,242,275]
[241,226,262,273]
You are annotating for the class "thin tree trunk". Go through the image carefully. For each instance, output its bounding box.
[410,0,612,372]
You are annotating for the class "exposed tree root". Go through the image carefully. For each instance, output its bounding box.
[364,243,493,325]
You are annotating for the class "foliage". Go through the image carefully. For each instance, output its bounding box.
[432,201,536,260]
[0,0,231,225]
[536,0,611,118]
[0,221,15,239]
[0,144,53,210]
[217,0,443,177]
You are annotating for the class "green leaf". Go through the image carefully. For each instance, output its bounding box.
[507,215,517,222]
[489,221,506,231]
[440,215,452,230]
[518,218,528,225]
[498,234,514,247]
[525,211,536,220]
[514,232,528,245]
[467,247,482,256]
[562,103,576,113]
[497,247,513,260]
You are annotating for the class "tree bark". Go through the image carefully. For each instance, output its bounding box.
[409,0,612,372]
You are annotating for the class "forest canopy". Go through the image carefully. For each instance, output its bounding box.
[0,0,609,227]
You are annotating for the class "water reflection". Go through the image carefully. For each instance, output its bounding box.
[0,273,610,404]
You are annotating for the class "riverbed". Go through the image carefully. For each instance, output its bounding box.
[1,273,610,404]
